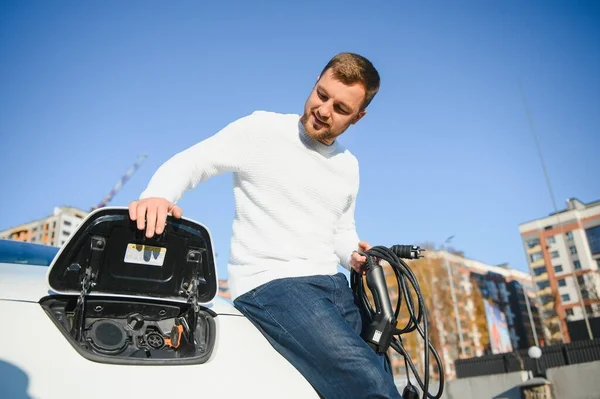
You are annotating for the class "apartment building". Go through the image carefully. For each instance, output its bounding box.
[519,198,600,343]
[0,206,89,247]
[385,251,543,380]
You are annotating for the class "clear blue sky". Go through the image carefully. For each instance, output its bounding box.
[1,1,599,279]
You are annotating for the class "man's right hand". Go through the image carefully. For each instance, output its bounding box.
[128,197,183,238]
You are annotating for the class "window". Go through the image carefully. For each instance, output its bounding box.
[561,294,571,302]
[577,276,585,285]
[585,226,600,255]
[570,246,577,255]
[554,265,563,273]
[545,225,553,230]
[550,251,560,259]
[527,238,540,248]
[530,252,544,263]
[581,290,590,299]
[533,266,547,276]
[566,231,574,241]
[566,308,574,316]
[62,231,70,236]
[586,305,593,315]
[63,220,72,227]
[537,280,550,290]
[547,236,556,244]
[558,279,566,287]
[574,260,581,270]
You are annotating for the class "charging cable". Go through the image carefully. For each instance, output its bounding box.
[351,245,444,399]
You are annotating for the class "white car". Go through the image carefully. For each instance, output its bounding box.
[0,207,319,399]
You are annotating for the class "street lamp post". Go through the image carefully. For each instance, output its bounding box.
[442,236,467,358]
[528,345,543,377]
[523,285,540,347]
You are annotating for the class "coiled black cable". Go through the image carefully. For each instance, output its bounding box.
[351,245,445,399]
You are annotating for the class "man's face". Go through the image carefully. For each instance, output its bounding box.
[301,69,367,145]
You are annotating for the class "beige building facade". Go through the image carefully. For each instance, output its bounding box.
[0,206,89,247]
[519,198,600,343]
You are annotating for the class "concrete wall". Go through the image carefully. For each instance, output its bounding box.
[445,371,529,399]
[445,361,600,399]
[546,361,600,399]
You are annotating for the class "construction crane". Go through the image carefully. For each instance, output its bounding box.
[91,154,148,211]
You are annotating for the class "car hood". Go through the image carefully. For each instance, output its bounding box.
[47,207,218,304]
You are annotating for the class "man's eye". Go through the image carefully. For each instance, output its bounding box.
[336,105,349,114]
[317,92,328,101]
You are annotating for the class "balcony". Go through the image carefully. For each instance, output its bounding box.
[530,258,546,268]
[540,301,554,309]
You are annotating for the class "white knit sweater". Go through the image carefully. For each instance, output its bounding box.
[140,111,361,300]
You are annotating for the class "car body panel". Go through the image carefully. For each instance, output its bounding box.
[0,300,318,398]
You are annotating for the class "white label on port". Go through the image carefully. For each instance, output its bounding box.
[373,330,382,343]
[124,243,166,267]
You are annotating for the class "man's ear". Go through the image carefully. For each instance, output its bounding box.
[352,109,367,125]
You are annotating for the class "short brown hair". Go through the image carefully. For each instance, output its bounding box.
[319,52,380,109]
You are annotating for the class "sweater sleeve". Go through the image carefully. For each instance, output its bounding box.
[334,160,360,270]
[139,112,259,203]
[334,197,360,270]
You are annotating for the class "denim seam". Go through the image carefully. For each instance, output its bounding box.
[241,294,347,398]
[331,274,339,308]
[250,294,306,348]
[330,274,347,315]
[248,292,332,378]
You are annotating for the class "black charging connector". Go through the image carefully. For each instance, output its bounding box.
[362,261,396,354]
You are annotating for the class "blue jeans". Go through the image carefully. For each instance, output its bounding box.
[233,273,402,399]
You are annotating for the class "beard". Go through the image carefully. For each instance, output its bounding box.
[300,111,338,144]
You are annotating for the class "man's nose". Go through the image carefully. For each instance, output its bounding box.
[317,102,332,120]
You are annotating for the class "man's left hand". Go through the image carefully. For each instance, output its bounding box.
[350,241,371,274]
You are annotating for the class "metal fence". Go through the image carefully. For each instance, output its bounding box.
[455,339,600,378]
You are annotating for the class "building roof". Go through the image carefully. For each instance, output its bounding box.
[427,250,532,282]
[518,197,600,227]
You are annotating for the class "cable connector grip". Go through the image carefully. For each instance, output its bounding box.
[390,245,425,260]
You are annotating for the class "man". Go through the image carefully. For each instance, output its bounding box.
[129,52,401,398]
